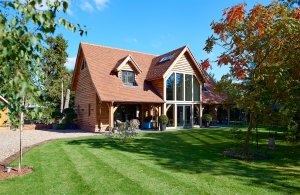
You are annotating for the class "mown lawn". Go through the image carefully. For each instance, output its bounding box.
[0,127,299,194]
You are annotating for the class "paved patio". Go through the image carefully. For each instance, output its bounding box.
[0,129,99,164]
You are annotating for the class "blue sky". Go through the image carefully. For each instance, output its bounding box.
[60,0,271,80]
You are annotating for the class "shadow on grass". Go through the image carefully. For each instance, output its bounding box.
[67,128,300,194]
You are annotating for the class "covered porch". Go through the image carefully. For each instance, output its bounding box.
[98,102,163,131]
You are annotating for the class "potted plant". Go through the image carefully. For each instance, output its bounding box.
[158,115,169,131]
[143,115,153,129]
[203,114,212,127]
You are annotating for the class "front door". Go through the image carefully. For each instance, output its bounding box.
[177,105,192,128]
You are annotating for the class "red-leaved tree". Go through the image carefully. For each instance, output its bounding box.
[204,2,300,155]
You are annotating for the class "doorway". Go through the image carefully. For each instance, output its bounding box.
[177,105,192,128]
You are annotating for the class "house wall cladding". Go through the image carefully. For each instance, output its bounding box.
[172,53,196,75]
[151,78,164,99]
[74,67,98,131]
[97,102,110,131]
[0,107,8,127]
[117,62,138,81]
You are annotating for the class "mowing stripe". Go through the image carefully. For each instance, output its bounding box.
[43,141,96,194]
[84,144,203,194]
[62,143,150,195]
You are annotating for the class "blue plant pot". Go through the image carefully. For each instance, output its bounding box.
[143,122,153,129]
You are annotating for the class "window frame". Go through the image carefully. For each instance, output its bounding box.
[121,70,136,86]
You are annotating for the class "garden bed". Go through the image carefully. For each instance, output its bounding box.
[0,165,33,180]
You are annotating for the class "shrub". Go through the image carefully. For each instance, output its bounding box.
[56,124,66,130]
[145,115,153,122]
[116,119,139,142]
[203,114,212,123]
[51,111,63,123]
[158,115,169,125]
[62,108,77,124]
[286,120,299,142]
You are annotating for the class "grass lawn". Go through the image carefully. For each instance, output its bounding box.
[0,127,299,194]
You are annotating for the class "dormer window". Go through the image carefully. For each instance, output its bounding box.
[122,71,136,86]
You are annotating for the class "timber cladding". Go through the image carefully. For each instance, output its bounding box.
[0,107,8,127]
[74,66,98,131]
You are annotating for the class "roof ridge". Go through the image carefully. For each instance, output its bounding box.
[156,45,187,58]
[81,42,158,57]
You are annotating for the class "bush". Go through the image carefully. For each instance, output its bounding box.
[62,108,77,124]
[56,124,66,130]
[203,114,212,123]
[115,119,139,142]
[158,115,169,125]
[145,115,153,122]
[51,111,63,123]
[286,120,299,142]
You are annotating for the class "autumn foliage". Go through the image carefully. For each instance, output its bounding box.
[205,2,300,155]
[205,2,300,80]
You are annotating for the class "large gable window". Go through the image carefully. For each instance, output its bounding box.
[122,71,136,86]
[166,73,175,100]
[194,76,200,101]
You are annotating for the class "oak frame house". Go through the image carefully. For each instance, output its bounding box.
[71,42,209,132]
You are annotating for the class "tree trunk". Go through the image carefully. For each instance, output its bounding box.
[60,81,64,113]
[227,106,230,126]
[242,113,254,156]
[64,89,70,109]
[18,97,24,173]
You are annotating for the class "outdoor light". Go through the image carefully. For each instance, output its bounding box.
[6,166,12,173]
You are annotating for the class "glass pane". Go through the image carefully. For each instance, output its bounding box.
[166,73,175,100]
[128,72,134,83]
[185,106,191,127]
[185,74,192,101]
[166,104,174,127]
[194,104,200,125]
[176,73,183,101]
[193,76,200,101]
[122,71,126,83]
[177,105,184,126]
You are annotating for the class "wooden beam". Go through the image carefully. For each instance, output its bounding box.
[107,102,115,128]
[166,104,172,112]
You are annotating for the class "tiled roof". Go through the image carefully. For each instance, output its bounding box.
[74,42,222,104]
[146,46,187,80]
[80,43,163,103]
[202,71,227,104]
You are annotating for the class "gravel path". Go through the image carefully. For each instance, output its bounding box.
[0,129,100,164]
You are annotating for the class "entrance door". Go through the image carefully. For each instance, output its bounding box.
[177,105,192,128]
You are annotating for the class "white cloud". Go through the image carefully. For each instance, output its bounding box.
[65,57,76,70]
[93,0,110,11]
[80,1,94,12]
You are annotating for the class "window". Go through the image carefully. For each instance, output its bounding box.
[194,76,200,101]
[176,73,184,101]
[185,74,192,101]
[194,104,200,125]
[159,54,174,63]
[88,104,91,116]
[166,73,175,100]
[202,83,208,92]
[122,71,136,86]
[81,60,87,70]
[166,104,174,127]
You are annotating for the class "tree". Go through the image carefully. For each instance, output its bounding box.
[41,34,72,122]
[0,0,86,171]
[204,2,300,155]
